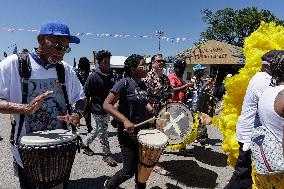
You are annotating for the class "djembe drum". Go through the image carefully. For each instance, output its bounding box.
[18,129,79,189]
[137,129,168,183]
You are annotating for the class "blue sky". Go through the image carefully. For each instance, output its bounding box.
[0,0,283,65]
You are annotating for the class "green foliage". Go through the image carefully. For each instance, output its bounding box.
[201,7,284,47]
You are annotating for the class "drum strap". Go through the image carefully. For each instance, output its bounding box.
[14,53,31,145]
[55,63,71,114]
[56,64,81,152]
[55,63,74,131]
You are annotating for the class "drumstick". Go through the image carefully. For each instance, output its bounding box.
[134,112,171,128]
[123,112,171,132]
[134,117,156,128]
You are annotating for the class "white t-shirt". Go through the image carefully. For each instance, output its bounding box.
[236,72,271,143]
[0,54,85,166]
[258,85,284,143]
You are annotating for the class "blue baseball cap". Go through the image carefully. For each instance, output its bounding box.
[39,21,80,44]
[193,64,206,71]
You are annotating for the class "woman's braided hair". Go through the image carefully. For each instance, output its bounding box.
[124,54,144,77]
[270,51,284,86]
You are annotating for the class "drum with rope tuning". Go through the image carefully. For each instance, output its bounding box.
[18,129,79,189]
[137,129,168,183]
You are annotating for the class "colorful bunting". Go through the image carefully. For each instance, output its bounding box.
[0,26,190,43]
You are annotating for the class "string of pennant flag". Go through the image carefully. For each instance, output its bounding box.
[0,27,190,43]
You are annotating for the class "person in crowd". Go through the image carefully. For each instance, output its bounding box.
[0,20,86,189]
[168,59,193,103]
[76,57,91,87]
[224,50,278,189]
[76,57,93,133]
[191,64,207,90]
[251,50,284,189]
[143,54,173,110]
[81,50,118,167]
[191,64,215,146]
[103,54,153,189]
[143,53,173,175]
[168,59,194,153]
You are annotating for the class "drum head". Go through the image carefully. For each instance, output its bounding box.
[138,129,168,148]
[157,102,194,145]
[20,129,77,146]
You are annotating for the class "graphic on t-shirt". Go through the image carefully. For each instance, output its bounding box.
[134,87,147,100]
[25,78,67,133]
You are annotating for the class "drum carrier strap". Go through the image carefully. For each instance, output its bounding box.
[11,53,32,145]
[10,53,74,145]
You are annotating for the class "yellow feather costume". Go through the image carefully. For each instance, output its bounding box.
[212,21,284,188]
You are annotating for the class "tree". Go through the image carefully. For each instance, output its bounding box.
[200,7,284,47]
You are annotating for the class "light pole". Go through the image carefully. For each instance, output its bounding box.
[156,30,164,52]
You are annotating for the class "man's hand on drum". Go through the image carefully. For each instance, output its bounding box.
[57,113,80,127]
[123,119,134,133]
[24,91,53,114]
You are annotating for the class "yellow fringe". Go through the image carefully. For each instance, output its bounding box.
[167,113,199,149]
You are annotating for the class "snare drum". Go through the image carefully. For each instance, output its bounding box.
[186,90,217,116]
[137,129,168,183]
[18,129,79,188]
[156,102,194,146]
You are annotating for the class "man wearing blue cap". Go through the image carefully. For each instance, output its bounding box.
[0,21,85,189]
[191,64,209,143]
[191,64,207,89]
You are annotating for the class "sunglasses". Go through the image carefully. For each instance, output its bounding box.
[138,65,148,70]
[46,36,71,53]
[54,42,71,53]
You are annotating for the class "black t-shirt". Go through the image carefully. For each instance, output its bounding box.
[111,77,148,145]
[84,68,115,115]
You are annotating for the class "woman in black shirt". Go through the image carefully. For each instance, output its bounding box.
[103,54,153,189]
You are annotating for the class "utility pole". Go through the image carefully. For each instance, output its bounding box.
[92,50,97,70]
[73,58,76,68]
[156,30,164,52]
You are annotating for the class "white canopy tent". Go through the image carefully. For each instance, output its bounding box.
[110,56,127,68]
